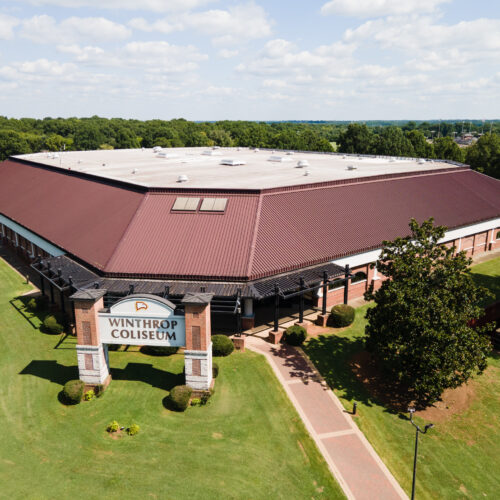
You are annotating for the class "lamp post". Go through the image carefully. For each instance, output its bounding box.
[408,408,434,500]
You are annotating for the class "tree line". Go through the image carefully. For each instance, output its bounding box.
[0,116,498,179]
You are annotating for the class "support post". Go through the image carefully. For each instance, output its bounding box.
[49,283,54,304]
[40,275,45,296]
[343,264,350,305]
[70,289,110,387]
[241,297,255,330]
[322,270,328,316]
[273,283,280,332]
[182,293,214,391]
[299,277,305,324]
[60,290,66,314]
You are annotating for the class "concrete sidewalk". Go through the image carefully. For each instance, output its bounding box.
[246,336,408,500]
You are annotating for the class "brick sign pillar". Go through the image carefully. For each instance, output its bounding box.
[71,289,111,387]
[181,292,213,391]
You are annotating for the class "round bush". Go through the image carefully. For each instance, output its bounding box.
[43,315,64,334]
[284,325,307,346]
[127,424,140,436]
[168,385,192,412]
[62,379,84,405]
[212,362,219,379]
[212,335,234,357]
[107,420,120,433]
[141,345,178,356]
[329,304,355,328]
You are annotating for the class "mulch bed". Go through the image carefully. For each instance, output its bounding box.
[349,350,477,422]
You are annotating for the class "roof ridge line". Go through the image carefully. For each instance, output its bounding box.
[260,167,470,196]
[102,192,149,270]
[244,192,264,279]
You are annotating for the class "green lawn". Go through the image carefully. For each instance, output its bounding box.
[0,259,344,500]
[470,255,500,305]
[304,257,500,499]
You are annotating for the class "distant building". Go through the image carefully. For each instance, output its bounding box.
[1,147,499,331]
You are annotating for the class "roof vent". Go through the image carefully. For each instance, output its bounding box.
[153,146,162,153]
[157,151,179,159]
[296,160,309,168]
[268,155,292,162]
[418,158,426,164]
[220,158,246,166]
[304,170,311,176]
[177,174,189,183]
[202,150,221,156]
[342,155,347,159]
[253,148,260,152]
[389,158,396,162]
[132,168,138,174]
[286,151,294,155]
[346,165,357,170]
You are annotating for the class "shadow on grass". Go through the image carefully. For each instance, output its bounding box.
[111,363,183,392]
[9,297,40,329]
[305,334,375,406]
[471,272,500,306]
[19,360,78,385]
[19,360,183,393]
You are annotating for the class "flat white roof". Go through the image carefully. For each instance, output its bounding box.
[15,147,462,190]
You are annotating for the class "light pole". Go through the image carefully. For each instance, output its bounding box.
[408,408,434,500]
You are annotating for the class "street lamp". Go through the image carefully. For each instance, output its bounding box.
[408,408,434,500]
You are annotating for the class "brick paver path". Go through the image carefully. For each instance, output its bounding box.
[246,336,408,500]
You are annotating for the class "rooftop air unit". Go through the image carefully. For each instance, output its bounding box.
[202,150,221,156]
[268,155,292,162]
[346,165,357,170]
[177,175,189,183]
[296,160,310,168]
[153,146,162,153]
[220,159,246,166]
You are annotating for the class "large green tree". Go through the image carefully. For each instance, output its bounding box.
[465,132,500,179]
[337,123,374,154]
[365,218,491,407]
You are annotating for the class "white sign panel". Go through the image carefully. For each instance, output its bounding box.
[98,295,186,347]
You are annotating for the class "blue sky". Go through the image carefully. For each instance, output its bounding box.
[0,0,498,120]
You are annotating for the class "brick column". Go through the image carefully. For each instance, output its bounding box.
[241,298,255,330]
[71,289,110,386]
[182,292,213,391]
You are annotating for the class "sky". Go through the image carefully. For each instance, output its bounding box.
[0,0,499,121]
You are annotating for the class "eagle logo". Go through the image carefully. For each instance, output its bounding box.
[135,301,148,311]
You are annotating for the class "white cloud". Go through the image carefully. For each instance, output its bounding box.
[18,0,214,12]
[0,58,77,82]
[129,2,272,45]
[124,41,208,72]
[57,44,106,63]
[321,0,451,19]
[21,15,131,44]
[218,49,238,58]
[0,14,19,40]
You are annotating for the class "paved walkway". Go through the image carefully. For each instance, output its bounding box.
[246,336,408,500]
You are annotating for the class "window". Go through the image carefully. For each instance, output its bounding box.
[351,271,367,283]
[496,230,500,240]
[172,197,200,211]
[328,278,344,290]
[200,198,227,212]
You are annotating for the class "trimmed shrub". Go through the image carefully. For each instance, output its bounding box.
[329,304,355,327]
[83,389,95,401]
[168,385,192,412]
[26,297,37,312]
[212,335,234,357]
[200,391,212,405]
[141,345,178,356]
[127,424,140,436]
[43,314,64,334]
[212,362,219,379]
[107,420,120,433]
[62,379,84,405]
[284,325,307,346]
[190,397,202,407]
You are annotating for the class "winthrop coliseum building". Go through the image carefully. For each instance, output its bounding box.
[1,147,499,333]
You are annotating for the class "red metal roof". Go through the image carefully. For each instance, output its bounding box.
[0,160,144,270]
[249,169,500,279]
[1,160,499,281]
[104,192,260,279]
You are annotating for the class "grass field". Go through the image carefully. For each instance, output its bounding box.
[0,258,344,500]
[304,257,500,499]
